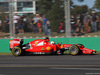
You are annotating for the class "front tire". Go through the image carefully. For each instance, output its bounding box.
[12,47,22,56]
[69,45,80,55]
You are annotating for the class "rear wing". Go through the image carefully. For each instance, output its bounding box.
[9,39,21,50]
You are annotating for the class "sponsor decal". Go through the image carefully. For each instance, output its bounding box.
[46,47,51,51]
[61,45,63,48]
[10,41,20,44]
[41,47,45,51]
[35,41,38,45]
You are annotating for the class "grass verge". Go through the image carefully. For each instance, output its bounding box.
[0,52,12,55]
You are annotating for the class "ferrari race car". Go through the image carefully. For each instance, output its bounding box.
[9,37,96,56]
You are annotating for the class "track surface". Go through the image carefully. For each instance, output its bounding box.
[0,54,100,75]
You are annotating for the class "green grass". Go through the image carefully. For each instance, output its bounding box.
[0,52,12,55]
[97,51,100,54]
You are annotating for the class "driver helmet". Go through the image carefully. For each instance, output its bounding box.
[50,41,55,44]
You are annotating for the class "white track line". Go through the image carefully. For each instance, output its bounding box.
[51,68,100,71]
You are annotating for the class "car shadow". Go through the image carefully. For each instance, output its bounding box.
[18,53,98,57]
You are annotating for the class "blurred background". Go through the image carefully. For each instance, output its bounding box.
[0,0,100,39]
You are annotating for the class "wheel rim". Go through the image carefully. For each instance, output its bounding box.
[12,47,21,56]
[14,49,20,55]
[70,46,78,54]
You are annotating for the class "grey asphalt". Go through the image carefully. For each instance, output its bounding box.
[0,54,100,75]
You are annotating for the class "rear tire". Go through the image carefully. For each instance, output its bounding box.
[69,45,80,55]
[12,47,22,56]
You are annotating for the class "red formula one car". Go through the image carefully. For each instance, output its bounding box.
[9,37,96,56]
